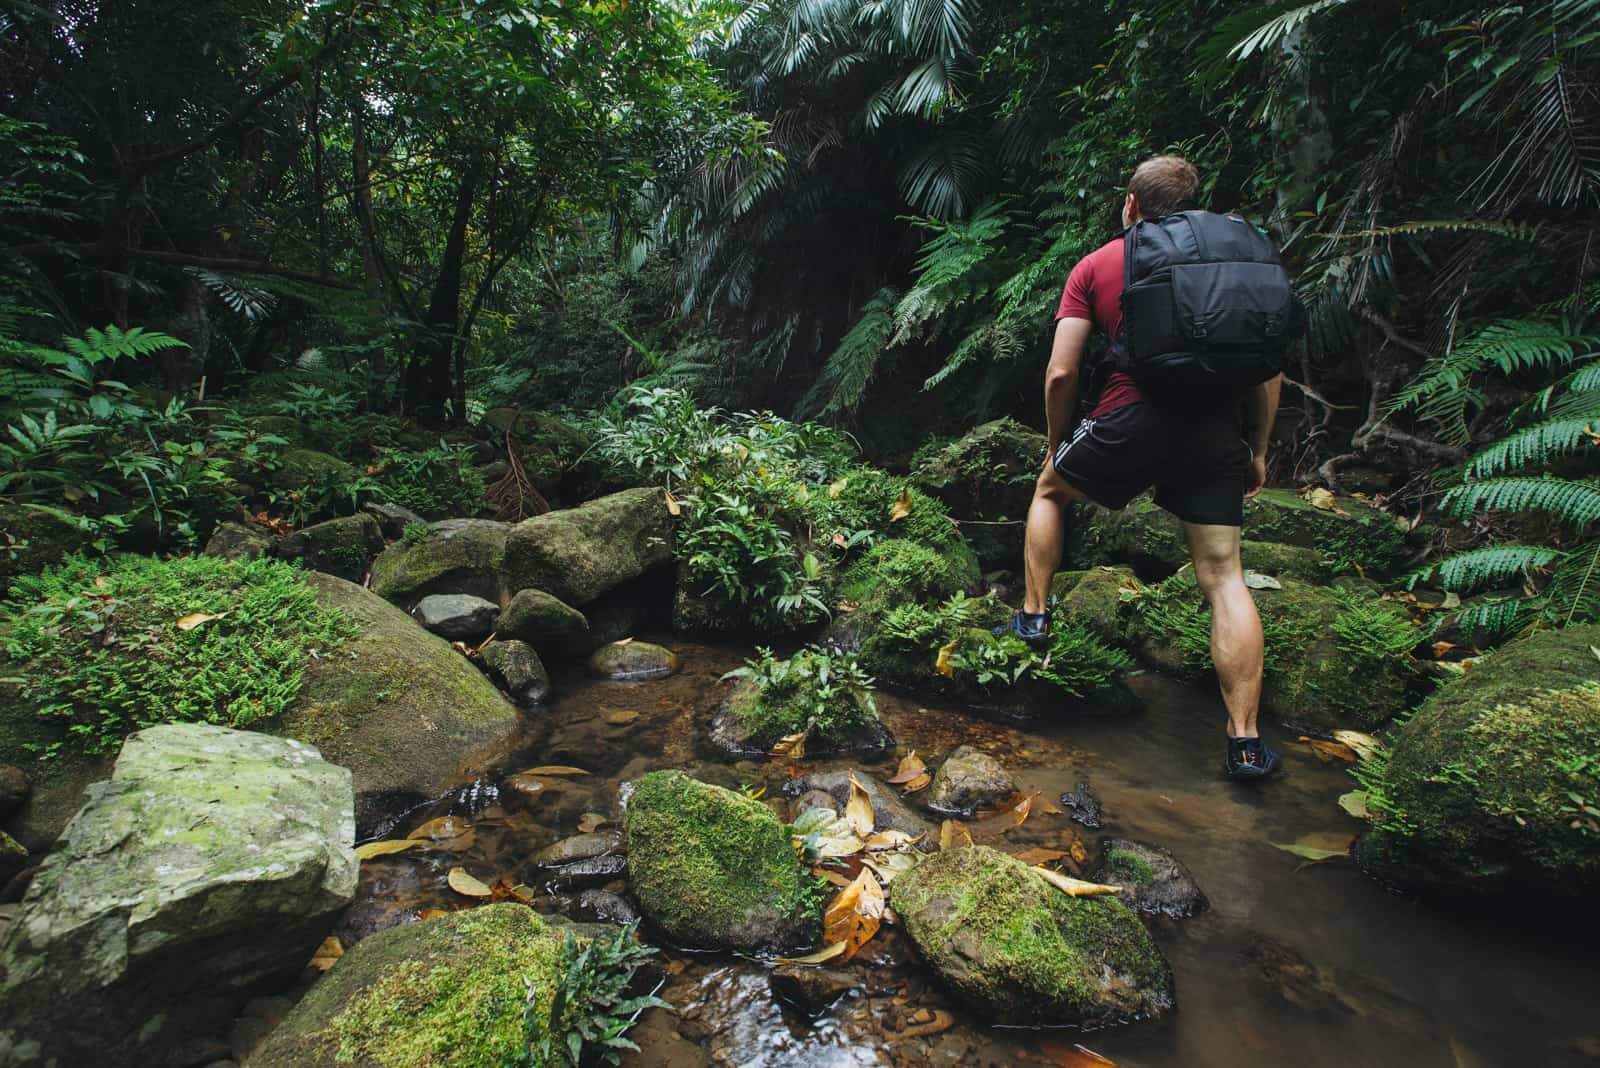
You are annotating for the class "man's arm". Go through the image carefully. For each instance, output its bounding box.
[1045,317,1093,464]
[1242,373,1283,496]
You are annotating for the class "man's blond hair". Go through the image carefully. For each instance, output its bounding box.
[1129,155,1201,219]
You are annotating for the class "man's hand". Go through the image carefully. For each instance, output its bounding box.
[1043,444,1057,475]
[1245,455,1268,498]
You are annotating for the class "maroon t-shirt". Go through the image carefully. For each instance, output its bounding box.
[1055,236,1145,418]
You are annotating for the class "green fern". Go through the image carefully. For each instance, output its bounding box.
[1464,414,1600,477]
[801,286,900,418]
[52,326,189,366]
[1440,476,1600,527]
[1406,544,1563,593]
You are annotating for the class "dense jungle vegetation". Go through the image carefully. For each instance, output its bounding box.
[2,0,1598,640]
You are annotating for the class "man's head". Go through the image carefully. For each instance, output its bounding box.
[1122,155,1201,226]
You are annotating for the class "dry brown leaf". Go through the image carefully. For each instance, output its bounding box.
[306,935,343,974]
[887,751,927,785]
[889,488,913,522]
[938,820,973,850]
[416,908,452,921]
[846,772,875,837]
[1068,838,1089,864]
[1332,730,1382,761]
[770,730,809,759]
[1039,1037,1119,1067]
[776,941,848,965]
[602,709,641,726]
[447,867,493,897]
[1013,847,1069,866]
[816,869,854,888]
[1033,866,1120,897]
[664,492,682,517]
[862,829,922,851]
[1298,737,1358,764]
[1432,640,1459,658]
[823,868,885,962]
[519,765,590,777]
[407,816,473,841]
[176,612,224,631]
[354,839,426,861]
[577,813,609,833]
[902,772,931,793]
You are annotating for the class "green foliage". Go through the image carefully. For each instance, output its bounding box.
[1033,623,1136,699]
[505,923,669,1068]
[839,539,975,605]
[722,646,879,745]
[1330,588,1420,659]
[372,442,486,519]
[680,484,831,630]
[0,554,357,759]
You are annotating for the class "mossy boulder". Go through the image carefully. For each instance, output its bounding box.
[892,845,1173,1027]
[274,513,384,582]
[0,724,356,1067]
[202,519,276,562]
[709,675,892,760]
[926,745,1016,816]
[1242,488,1411,576]
[1357,624,1600,901]
[504,487,674,608]
[1093,838,1207,919]
[624,770,821,952]
[268,447,358,493]
[250,904,599,1068]
[278,574,524,835]
[820,467,981,579]
[838,538,979,608]
[498,587,589,646]
[1052,566,1140,647]
[369,518,511,606]
[589,640,679,681]
[0,505,89,596]
[479,639,551,703]
[910,418,1046,569]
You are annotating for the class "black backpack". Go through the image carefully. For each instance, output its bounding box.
[1112,210,1304,398]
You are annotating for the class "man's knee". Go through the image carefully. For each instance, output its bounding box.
[1034,466,1082,506]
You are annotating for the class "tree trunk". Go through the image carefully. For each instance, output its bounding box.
[405,159,481,426]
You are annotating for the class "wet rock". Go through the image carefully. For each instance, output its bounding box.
[498,587,589,645]
[574,889,640,926]
[589,640,679,681]
[279,574,523,837]
[479,639,551,702]
[0,764,30,820]
[273,512,385,582]
[202,519,275,562]
[369,517,511,605]
[503,487,675,607]
[893,844,1172,1027]
[365,501,425,539]
[926,745,1016,817]
[1357,623,1600,902]
[789,789,840,821]
[536,829,625,866]
[709,676,893,760]
[1060,782,1104,829]
[333,858,432,946]
[541,853,629,889]
[786,770,937,849]
[770,964,854,1017]
[625,770,819,952]
[1093,838,1206,918]
[251,904,609,1068]
[0,831,26,885]
[0,724,357,1066]
[413,592,500,641]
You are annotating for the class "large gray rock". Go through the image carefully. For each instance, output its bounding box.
[369,518,512,605]
[926,745,1016,817]
[274,513,384,582]
[412,593,500,641]
[0,724,356,1067]
[503,487,674,607]
[364,501,425,539]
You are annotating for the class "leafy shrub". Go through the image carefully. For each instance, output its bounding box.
[722,646,878,745]
[507,922,668,1068]
[372,441,487,518]
[808,466,968,558]
[270,382,357,422]
[0,554,357,758]
[679,485,829,630]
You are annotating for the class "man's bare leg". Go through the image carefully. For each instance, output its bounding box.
[1022,465,1085,615]
[1184,522,1263,738]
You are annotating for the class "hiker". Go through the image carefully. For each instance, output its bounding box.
[996,154,1302,781]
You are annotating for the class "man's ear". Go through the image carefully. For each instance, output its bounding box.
[1124,191,1140,224]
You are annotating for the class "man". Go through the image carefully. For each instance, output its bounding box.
[998,155,1284,781]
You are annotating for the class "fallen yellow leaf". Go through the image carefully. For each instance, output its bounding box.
[886,751,927,784]
[1033,866,1120,896]
[939,819,973,850]
[447,867,493,897]
[306,935,343,973]
[776,941,848,965]
[176,612,224,631]
[823,867,885,962]
[890,487,913,522]
[354,839,426,861]
[934,640,957,680]
[770,730,809,759]
[846,772,875,837]
[519,765,590,777]
[664,492,682,517]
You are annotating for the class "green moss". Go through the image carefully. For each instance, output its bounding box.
[268,447,358,493]
[0,505,90,595]
[1242,488,1409,577]
[0,554,356,761]
[814,466,977,569]
[1358,624,1600,898]
[624,770,821,952]
[839,538,977,605]
[1105,849,1156,887]
[251,905,572,1068]
[725,647,880,747]
[369,518,510,604]
[909,418,1045,521]
[892,845,1170,1026]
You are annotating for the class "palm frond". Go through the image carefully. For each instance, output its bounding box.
[1217,0,1352,64]
[897,132,988,218]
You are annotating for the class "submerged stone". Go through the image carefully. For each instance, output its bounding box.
[892,845,1172,1027]
[249,904,600,1068]
[709,677,892,760]
[536,830,625,867]
[625,770,820,952]
[1094,838,1206,918]
[589,640,679,681]
[926,745,1016,817]
[786,770,936,849]
[0,724,356,1067]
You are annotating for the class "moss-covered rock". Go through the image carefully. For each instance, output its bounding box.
[838,538,979,607]
[709,671,892,760]
[202,519,276,562]
[279,574,524,835]
[250,904,594,1068]
[268,447,359,493]
[624,770,821,952]
[817,467,981,579]
[274,513,385,582]
[1240,540,1332,583]
[0,505,89,596]
[910,418,1046,570]
[892,845,1172,1027]
[1052,566,1140,647]
[479,639,551,703]
[1093,838,1207,919]
[369,518,512,606]
[1242,488,1411,576]
[504,487,674,607]
[498,587,589,646]
[1357,624,1600,901]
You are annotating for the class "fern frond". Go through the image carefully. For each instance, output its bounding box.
[1317,218,1539,242]
[1545,542,1600,626]
[1441,476,1600,526]
[1464,415,1600,476]
[800,287,899,418]
[1450,597,1533,641]
[57,326,189,365]
[1406,544,1563,593]
[1223,0,1351,62]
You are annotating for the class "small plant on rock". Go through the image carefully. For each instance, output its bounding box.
[722,646,879,747]
[506,923,668,1068]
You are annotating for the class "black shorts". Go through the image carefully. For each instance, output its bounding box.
[1053,401,1251,526]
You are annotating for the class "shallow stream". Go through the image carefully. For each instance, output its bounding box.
[337,638,1600,1068]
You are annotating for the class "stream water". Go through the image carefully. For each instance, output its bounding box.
[335,638,1600,1068]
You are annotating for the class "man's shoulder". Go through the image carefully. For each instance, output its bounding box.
[1070,235,1126,277]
